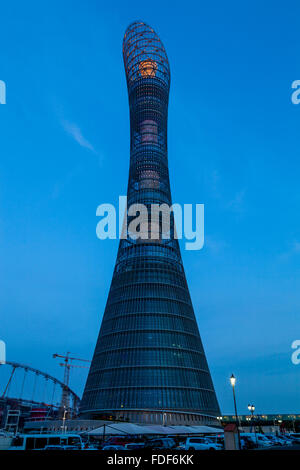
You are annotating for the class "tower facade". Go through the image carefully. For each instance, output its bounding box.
[80,21,220,425]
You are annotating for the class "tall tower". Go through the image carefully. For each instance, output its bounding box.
[80,21,220,425]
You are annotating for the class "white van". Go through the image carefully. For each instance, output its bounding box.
[9,433,83,450]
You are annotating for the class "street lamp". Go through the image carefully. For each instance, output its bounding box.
[248,404,255,430]
[217,416,223,427]
[248,404,257,444]
[61,406,67,434]
[230,374,241,450]
[230,374,236,388]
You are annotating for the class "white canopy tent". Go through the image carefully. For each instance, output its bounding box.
[165,425,223,435]
[87,423,223,437]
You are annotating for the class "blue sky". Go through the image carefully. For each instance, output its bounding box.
[1,0,300,414]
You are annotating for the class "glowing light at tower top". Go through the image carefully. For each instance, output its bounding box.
[123,21,170,88]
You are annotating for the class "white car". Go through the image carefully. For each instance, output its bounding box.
[255,434,273,448]
[124,443,145,450]
[277,435,293,446]
[102,445,124,450]
[288,433,300,443]
[185,437,222,451]
[241,433,272,448]
[43,445,79,451]
[264,434,284,446]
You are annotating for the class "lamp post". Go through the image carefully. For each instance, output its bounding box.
[61,406,67,434]
[246,416,251,429]
[230,374,241,450]
[248,404,257,445]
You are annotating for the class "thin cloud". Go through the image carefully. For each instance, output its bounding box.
[61,119,96,153]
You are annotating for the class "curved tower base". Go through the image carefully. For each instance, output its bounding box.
[81,409,219,426]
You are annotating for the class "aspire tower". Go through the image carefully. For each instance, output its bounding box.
[80,21,220,425]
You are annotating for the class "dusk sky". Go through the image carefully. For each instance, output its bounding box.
[1,0,300,414]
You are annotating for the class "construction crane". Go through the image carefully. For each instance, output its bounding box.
[53,352,91,417]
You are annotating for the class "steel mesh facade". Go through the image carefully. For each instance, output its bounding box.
[80,21,220,425]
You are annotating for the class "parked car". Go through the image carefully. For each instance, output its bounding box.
[287,433,300,443]
[277,435,293,446]
[175,443,185,450]
[258,435,278,448]
[240,436,257,450]
[103,437,130,447]
[205,435,224,448]
[264,434,283,446]
[10,433,83,451]
[241,433,272,448]
[43,445,79,451]
[124,443,145,450]
[102,445,124,450]
[184,437,222,451]
[144,438,176,449]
